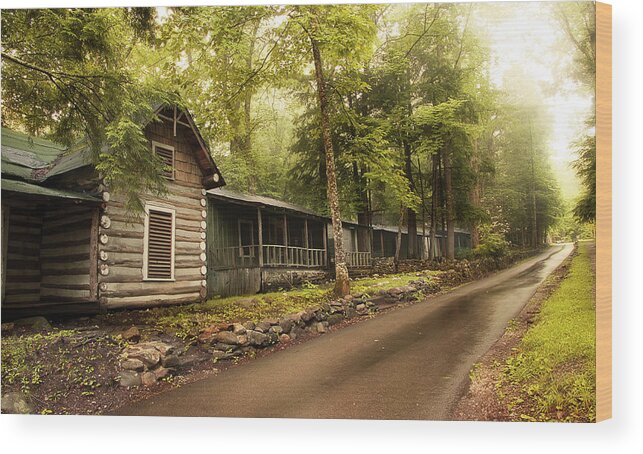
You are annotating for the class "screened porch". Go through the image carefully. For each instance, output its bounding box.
[207,199,328,272]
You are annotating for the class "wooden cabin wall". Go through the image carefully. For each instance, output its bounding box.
[98,120,208,310]
[2,206,43,306]
[40,204,94,303]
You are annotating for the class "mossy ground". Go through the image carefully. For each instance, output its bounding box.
[499,241,596,422]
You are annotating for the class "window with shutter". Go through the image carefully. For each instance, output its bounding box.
[144,206,175,280]
[152,141,175,180]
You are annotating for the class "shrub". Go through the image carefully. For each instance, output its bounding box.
[474,225,510,258]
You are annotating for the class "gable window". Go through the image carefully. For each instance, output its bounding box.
[152,141,175,180]
[143,205,175,280]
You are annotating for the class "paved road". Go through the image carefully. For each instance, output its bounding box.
[115,244,573,420]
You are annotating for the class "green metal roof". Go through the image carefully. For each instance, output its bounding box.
[1,178,100,202]
[1,128,91,181]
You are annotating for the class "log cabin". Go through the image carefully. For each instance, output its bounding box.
[1,105,224,318]
[1,103,471,315]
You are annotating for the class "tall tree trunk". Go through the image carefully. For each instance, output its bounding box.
[404,140,417,258]
[394,204,405,273]
[469,139,481,249]
[438,156,446,258]
[243,23,258,193]
[353,162,370,253]
[443,145,455,260]
[529,116,538,248]
[309,31,349,296]
[417,157,427,259]
[429,152,439,260]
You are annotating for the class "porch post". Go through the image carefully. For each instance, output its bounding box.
[323,221,328,268]
[257,207,264,268]
[304,218,309,266]
[283,214,288,265]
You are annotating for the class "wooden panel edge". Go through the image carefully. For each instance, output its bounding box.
[595,1,612,422]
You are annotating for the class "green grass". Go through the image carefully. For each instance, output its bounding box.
[97,270,446,341]
[502,241,596,422]
[350,270,440,296]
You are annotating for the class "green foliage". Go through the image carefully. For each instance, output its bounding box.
[1,8,175,212]
[474,224,510,258]
[1,4,574,245]
[572,132,596,223]
[501,241,596,422]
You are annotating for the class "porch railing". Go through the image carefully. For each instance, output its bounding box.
[263,245,327,268]
[346,251,372,267]
[210,245,260,270]
[210,244,327,270]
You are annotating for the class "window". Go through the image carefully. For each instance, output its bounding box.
[143,205,175,280]
[152,141,175,180]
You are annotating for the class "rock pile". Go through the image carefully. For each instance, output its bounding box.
[119,340,178,388]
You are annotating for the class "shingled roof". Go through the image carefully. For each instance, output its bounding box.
[0,128,91,182]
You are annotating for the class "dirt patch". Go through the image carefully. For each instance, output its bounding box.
[450,245,577,422]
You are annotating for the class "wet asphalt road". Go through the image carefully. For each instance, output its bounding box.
[115,244,573,420]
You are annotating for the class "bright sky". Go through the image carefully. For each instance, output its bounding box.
[474,1,593,199]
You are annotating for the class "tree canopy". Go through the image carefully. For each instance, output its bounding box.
[1,3,589,258]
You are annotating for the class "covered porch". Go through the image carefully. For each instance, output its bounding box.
[1,179,102,318]
[206,189,329,297]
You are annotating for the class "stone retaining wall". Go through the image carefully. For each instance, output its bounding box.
[117,276,443,388]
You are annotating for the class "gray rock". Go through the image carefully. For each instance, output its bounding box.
[213,331,241,345]
[356,303,366,312]
[300,310,315,323]
[153,367,171,380]
[255,321,271,333]
[345,307,357,319]
[13,316,51,331]
[270,325,283,335]
[175,350,209,369]
[161,354,181,368]
[1,392,33,414]
[237,335,249,346]
[279,313,301,333]
[247,330,269,347]
[119,370,141,388]
[125,347,161,367]
[121,326,141,342]
[141,371,157,387]
[138,341,174,356]
[231,323,247,335]
[212,343,237,352]
[315,322,326,334]
[265,318,280,326]
[243,320,256,330]
[387,287,405,296]
[121,358,145,372]
[211,350,229,360]
[343,295,354,303]
[327,314,344,326]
